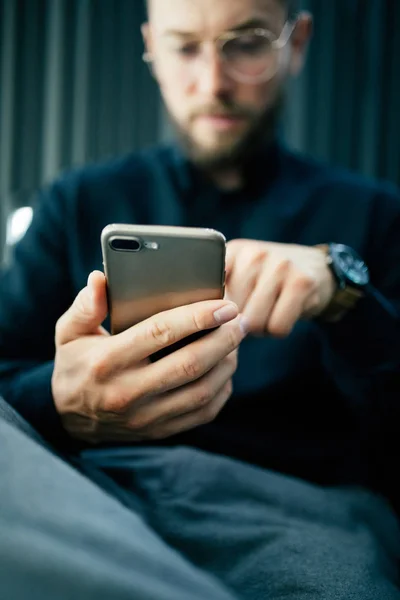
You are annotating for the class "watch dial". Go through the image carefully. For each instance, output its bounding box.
[335,246,369,287]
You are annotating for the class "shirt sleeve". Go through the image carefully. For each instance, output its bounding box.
[0,181,75,448]
[315,185,400,380]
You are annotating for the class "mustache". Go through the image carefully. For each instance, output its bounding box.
[191,104,257,119]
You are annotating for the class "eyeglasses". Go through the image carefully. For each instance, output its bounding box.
[143,21,296,84]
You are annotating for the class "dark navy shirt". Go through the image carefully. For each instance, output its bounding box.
[1,142,399,492]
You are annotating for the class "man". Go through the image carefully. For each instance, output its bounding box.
[1,0,400,598]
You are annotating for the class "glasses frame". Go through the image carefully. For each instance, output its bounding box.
[143,19,297,84]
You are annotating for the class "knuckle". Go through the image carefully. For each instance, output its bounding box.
[88,353,110,382]
[193,385,213,410]
[226,326,242,352]
[129,414,151,435]
[242,248,268,271]
[199,408,216,426]
[147,320,176,348]
[293,274,316,293]
[201,400,221,425]
[200,382,232,424]
[250,324,266,336]
[249,249,267,268]
[103,387,130,415]
[276,258,292,275]
[268,319,291,338]
[178,351,202,381]
[191,310,207,332]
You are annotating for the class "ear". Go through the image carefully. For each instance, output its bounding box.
[141,22,153,58]
[289,12,313,76]
[141,22,159,82]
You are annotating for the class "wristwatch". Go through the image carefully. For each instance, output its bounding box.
[317,243,370,322]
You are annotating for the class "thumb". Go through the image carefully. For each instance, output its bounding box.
[55,271,109,346]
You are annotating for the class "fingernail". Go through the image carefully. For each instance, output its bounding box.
[239,315,250,337]
[213,303,238,325]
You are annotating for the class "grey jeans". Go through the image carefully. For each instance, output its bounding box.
[1,396,400,600]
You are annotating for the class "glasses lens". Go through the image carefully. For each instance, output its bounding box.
[222,31,275,80]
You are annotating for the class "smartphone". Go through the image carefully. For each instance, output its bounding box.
[101,224,226,356]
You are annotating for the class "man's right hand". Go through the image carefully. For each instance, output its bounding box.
[52,271,247,444]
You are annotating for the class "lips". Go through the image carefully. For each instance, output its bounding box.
[196,114,246,131]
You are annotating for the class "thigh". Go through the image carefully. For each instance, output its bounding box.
[0,394,46,445]
[0,417,236,600]
[84,445,400,600]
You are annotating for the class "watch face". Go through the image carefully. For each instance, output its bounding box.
[332,244,369,287]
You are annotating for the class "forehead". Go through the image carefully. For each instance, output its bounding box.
[148,0,286,34]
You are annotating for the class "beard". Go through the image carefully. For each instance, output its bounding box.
[167,88,286,171]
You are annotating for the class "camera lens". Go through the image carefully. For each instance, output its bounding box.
[110,237,141,252]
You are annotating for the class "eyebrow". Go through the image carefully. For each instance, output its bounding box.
[230,17,274,32]
[164,17,274,39]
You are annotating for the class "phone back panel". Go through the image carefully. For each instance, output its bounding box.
[101,224,226,334]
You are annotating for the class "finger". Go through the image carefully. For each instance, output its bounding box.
[148,379,233,440]
[80,361,236,444]
[224,240,240,277]
[129,351,237,428]
[55,271,109,346]
[141,316,245,394]
[268,272,316,337]
[225,246,264,311]
[108,299,239,368]
[116,316,246,401]
[242,259,289,333]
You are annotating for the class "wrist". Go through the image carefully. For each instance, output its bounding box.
[315,243,369,322]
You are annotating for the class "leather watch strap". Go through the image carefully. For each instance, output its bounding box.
[319,285,363,322]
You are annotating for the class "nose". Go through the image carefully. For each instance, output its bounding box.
[196,44,234,98]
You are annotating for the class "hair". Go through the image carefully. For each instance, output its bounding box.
[145,0,300,19]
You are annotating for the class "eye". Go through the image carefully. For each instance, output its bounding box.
[231,34,271,55]
[176,42,200,57]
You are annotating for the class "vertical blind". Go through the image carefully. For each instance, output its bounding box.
[285,0,400,185]
[1,0,399,256]
[0,0,161,255]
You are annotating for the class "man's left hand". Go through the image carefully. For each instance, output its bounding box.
[225,240,336,337]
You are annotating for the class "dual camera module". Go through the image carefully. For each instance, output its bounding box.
[109,237,159,252]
